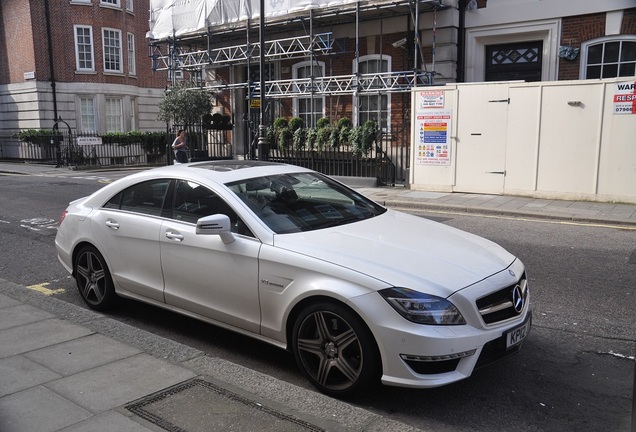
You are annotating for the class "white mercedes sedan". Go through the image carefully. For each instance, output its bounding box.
[55,160,531,397]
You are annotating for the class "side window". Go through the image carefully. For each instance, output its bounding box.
[172,180,254,237]
[104,179,169,216]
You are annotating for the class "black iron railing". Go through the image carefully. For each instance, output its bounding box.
[1,127,408,185]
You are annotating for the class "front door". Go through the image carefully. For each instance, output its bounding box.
[160,180,262,332]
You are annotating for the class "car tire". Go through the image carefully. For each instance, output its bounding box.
[75,245,118,311]
[292,302,381,398]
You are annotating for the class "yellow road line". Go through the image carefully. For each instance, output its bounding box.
[26,282,65,296]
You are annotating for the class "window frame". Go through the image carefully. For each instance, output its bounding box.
[100,0,121,8]
[78,96,97,133]
[105,179,170,217]
[292,61,326,127]
[171,180,253,236]
[105,97,123,132]
[102,28,123,73]
[580,36,636,79]
[127,32,136,76]
[353,55,391,132]
[74,25,95,72]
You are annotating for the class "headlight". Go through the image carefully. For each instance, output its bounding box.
[379,288,466,325]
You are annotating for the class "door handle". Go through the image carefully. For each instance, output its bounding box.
[105,219,120,230]
[487,171,506,175]
[165,231,184,242]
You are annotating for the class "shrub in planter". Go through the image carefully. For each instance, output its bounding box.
[316,124,334,151]
[336,117,352,130]
[273,117,288,130]
[278,127,293,150]
[351,120,377,156]
[13,129,59,147]
[293,128,306,150]
[338,126,352,147]
[289,117,304,132]
[272,117,293,150]
[305,127,318,150]
[316,117,330,128]
[328,127,341,149]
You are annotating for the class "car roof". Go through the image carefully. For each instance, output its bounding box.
[152,160,314,184]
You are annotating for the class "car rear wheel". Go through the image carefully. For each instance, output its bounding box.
[292,302,380,397]
[75,245,117,311]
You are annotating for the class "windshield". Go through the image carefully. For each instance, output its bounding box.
[227,172,386,234]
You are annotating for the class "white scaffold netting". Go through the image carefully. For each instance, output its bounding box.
[148,0,363,40]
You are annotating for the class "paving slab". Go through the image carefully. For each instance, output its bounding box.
[0,303,55,330]
[23,333,142,376]
[0,319,93,358]
[0,292,20,308]
[0,355,61,397]
[59,410,155,432]
[46,353,197,413]
[0,386,92,432]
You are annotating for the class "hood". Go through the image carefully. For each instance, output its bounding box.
[272,210,515,297]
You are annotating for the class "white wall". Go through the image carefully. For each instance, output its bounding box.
[410,78,636,204]
[0,81,165,133]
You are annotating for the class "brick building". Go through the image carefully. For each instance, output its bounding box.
[0,0,167,136]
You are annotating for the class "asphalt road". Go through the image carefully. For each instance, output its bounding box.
[0,170,634,432]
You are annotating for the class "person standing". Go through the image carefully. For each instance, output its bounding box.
[172,129,188,163]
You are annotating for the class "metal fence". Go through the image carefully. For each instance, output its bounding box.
[266,127,409,186]
[1,126,408,185]
[0,130,231,167]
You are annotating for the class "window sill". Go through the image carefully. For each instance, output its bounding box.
[99,3,123,12]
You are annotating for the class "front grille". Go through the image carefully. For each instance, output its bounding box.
[476,273,528,324]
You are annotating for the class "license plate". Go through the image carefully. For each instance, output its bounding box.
[505,316,531,349]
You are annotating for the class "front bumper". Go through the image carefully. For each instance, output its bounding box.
[347,263,531,389]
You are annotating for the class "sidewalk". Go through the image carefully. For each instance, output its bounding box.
[0,278,424,432]
[357,188,636,228]
[1,161,635,432]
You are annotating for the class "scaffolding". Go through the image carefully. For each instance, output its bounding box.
[148,0,447,98]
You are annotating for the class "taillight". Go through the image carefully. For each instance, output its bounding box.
[58,210,68,225]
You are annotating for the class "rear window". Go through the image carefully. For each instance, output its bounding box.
[103,179,170,217]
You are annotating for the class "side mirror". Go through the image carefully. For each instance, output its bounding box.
[196,214,235,244]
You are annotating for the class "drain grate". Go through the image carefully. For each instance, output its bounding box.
[126,378,325,432]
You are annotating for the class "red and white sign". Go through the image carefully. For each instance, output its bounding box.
[613,81,636,114]
[418,90,445,110]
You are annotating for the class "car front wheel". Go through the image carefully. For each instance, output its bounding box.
[292,302,380,397]
[75,245,117,311]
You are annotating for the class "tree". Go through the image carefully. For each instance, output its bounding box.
[157,82,214,128]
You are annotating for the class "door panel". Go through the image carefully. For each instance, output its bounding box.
[454,83,509,194]
[536,84,603,193]
[160,220,261,333]
[90,210,164,302]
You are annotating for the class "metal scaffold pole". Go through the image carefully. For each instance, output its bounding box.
[257,0,269,160]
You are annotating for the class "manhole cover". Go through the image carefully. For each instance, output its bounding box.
[126,378,324,432]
